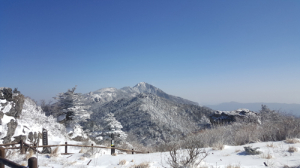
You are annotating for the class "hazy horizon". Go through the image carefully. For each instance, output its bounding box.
[1,1,299,105]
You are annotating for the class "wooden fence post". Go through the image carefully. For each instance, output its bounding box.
[20,140,25,154]
[132,149,134,155]
[28,157,37,168]
[0,147,5,168]
[111,134,115,155]
[33,143,37,154]
[91,144,93,155]
[65,142,67,154]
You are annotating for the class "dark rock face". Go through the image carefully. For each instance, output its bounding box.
[5,93,25,118]
[2,119,18,144]
[71,135,87,141]
[13,135,26,143]
[209,109,261,126]
[28,132,34,142]
[0,112,3,125]
[244,146,261,155]
[0,87,13,101]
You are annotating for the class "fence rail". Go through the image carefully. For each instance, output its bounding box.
[0,140,147,167]
[0,147,37,168]
[0,140,147,155]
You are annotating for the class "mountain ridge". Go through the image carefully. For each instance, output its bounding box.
[83,82,199,106]
[205,102,300,116]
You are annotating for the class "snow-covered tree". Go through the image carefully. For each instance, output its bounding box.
[53,86,91,139]
[90,113,127,143]
[54,86,90,123]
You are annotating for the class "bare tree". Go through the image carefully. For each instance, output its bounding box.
[166,141,209,168]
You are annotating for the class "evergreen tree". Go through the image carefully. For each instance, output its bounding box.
[91,113,127,143]
[54,86,90,127]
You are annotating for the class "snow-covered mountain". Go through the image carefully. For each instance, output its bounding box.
[132,82,199,105]
[46,83,209,146]
[85,93,212,145]
[83,82,199,106]
[40,83,210,146]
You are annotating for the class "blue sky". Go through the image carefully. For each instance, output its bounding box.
[1,0,299,105]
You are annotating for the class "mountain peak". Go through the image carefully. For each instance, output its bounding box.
[133,82,158,94]
[134,82,150,87]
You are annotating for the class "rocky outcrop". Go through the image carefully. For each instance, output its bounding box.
[209,109,261,126]
[244,146,261,155]
[13,135,26,143]
[0,87,13,101]
[5,93,25,118]
[2,119,18,144]
[0,112,3,125]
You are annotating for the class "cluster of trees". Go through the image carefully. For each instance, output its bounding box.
[41,86,127,143]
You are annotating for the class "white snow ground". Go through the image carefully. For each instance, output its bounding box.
[6,140,300,168]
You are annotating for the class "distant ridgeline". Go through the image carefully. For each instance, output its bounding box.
[1,84,266,147]
[206,102,300,116]
[47,82,265,146]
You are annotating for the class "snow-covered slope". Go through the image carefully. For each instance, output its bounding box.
[0,96,67,145]
[0,88,89,147]
[82,82,199,106]
[88,93,212,145]
[49,83,206,146]
[133,82,199,106]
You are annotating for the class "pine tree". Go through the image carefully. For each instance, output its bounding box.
[54,86,90,136]
[95,113,127,142]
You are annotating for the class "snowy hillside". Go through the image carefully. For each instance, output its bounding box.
[50,83,205,146]
[0,87,90,148]
[89,93,212,145]
[82,82,199,107]
[0,96,67,145]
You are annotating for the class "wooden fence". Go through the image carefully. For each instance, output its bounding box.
[0,140,147,167]
[0,147,37,168]
[0,140,147,155]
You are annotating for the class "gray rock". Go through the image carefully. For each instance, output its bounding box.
[0,87,12,101]
[33,132,38,144]
[71,136,87,141]
[5,93,25,118]
[0,112,3,125]
[244,146,261,155]
[28,132,33,142]
[13,135,26,143]
[209,109,261,126]
[2,119,18,144]
[0,112,4,119]
[37,132,42,146]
